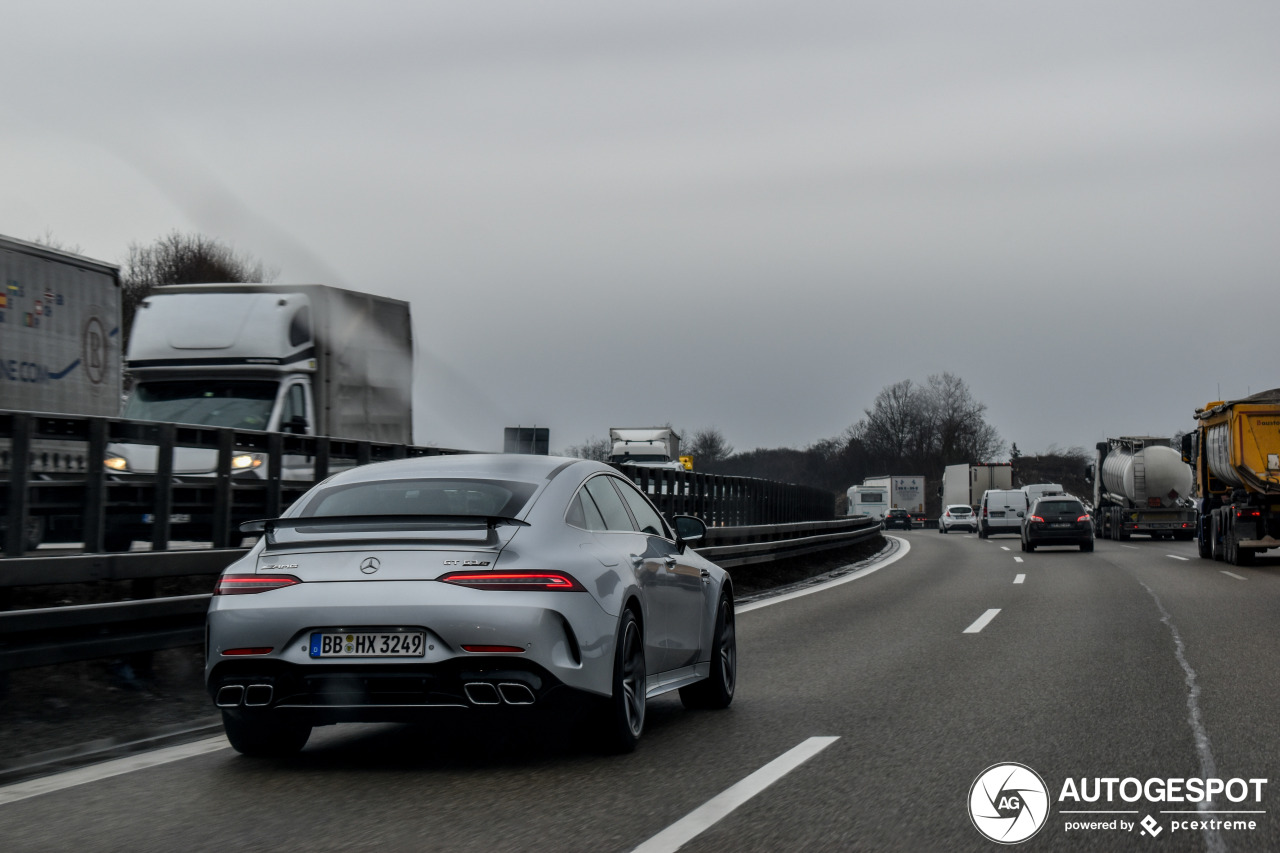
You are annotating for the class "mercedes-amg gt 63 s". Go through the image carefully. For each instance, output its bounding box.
[206,454,736,755]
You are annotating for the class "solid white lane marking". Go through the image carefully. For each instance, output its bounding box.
[0,737,228,807]
[1013,556,1024,564]
[1221,571,1247,581]
[631,737,840,853]
[963,609,1001,633]
[1014,574,1026,584]
[738,538,911,614]
[1167,555,1189,561]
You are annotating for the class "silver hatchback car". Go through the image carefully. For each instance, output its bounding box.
[206,454,736,755]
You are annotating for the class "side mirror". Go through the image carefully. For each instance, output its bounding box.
[284,415,309,435]
[672,515,706,549]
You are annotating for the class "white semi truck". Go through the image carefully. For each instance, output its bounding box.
[607,427,684,469]
[940,462,1012,509]
[1088,437,1195,541]
[104,283,413,547]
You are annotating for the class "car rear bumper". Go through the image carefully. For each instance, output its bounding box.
[1026,527,1093,545]
[206,580,618,701]
[207,656,579,724]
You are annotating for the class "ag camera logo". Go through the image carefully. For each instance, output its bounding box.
[969,763,1050,844]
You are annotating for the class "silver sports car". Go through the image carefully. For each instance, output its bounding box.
[206,454,736,754]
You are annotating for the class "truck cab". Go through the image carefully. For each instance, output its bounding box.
[107,289,320,478]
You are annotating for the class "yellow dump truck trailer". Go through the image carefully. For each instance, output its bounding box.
[1185,389,1280,564]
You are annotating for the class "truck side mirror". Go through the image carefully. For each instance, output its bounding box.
[284,415,309,435]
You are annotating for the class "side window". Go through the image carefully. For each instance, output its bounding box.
[584,476,635,532]
[567,490,608,531]
[613,478,670,538]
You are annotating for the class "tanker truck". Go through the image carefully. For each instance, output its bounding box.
[1088,437,1196,541]
[1185,389,1280,565]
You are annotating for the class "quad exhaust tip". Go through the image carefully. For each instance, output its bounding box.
[216,683,273,708]
[498,683,536,705]
[464,682,536,705]
[464,683,501,705]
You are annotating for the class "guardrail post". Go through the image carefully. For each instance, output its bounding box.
[315,436,331,482]
[266,432,283,519]
[5,414,31,558]
[82,418,108,553]
[150,422,175,550]
[212,429,234,549]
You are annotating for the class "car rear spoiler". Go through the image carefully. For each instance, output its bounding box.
[240,514,530,547]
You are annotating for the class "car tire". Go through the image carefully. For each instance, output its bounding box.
[680,593,736,711]
[1081,541,1094,552]
[597,608,646,753]
[1025,542,1035,552]
[221,710,311,757]
[940,525,947,534]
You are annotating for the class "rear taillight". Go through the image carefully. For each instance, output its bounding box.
[440,570,585,591]
[1077,515,1090,522]
[1029,515,1044,523]
[214,574,301,595]
[1236,509,1262,519]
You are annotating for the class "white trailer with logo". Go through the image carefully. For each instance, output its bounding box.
[863,474,927,520]
[0,235,122,548]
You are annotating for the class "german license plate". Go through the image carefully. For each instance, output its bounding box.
[990,511,1005,517]
[1051,522,1072,528]
[309,631,426,658]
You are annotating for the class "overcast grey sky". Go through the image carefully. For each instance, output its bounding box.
[3,2,1276,456]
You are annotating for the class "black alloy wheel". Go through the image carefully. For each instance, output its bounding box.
[680,594,737,710]
[598,609,646,753]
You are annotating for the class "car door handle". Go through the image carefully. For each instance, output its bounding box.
[699,568,711,581]
[663,556,678,567]
[629,555,645,568]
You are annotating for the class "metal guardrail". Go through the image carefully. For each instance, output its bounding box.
[2,411,836,555]
[0,517,882,672]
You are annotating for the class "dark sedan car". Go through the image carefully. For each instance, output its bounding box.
[883,508,914,530]
[1021,496,1094,552]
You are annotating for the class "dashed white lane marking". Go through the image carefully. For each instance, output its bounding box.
[1221,571,1247,581]
[1167,555,1189,561]
[1120,544,1139,550]
[1014,574,1026,584]
[631,737,840,853]
[0,737,228,807]
[738,538,911,614]
[1000,546,1011,551]
[1013,556,1024,564]
[963,609,1002,633]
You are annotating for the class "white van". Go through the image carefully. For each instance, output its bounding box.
[1022,483,1064,504]
[979,489,1029,538]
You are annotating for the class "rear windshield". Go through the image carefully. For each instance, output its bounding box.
[948,506,973,515]
[299,479,538,519]
[1036,500,1085,516]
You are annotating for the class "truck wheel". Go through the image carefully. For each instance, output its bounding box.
[1210,513,1224,562]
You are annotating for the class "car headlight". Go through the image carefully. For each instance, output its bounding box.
[231,453,265,470]
[104,455,129,472]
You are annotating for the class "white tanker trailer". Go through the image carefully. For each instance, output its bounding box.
[1089,437,1196,540]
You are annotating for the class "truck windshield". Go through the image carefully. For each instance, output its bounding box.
[610,454,669,463]
[123,380,279,430]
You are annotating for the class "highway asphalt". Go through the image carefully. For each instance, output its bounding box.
[2,531,1278,852]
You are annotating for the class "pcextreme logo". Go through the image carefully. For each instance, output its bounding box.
[969,763,1050,844]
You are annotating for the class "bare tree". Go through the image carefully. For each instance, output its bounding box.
[30,230,83,254]
[559,436,611,462]
[684,427,734,466]
[922,372,1005,464]
[121,231,277,346]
